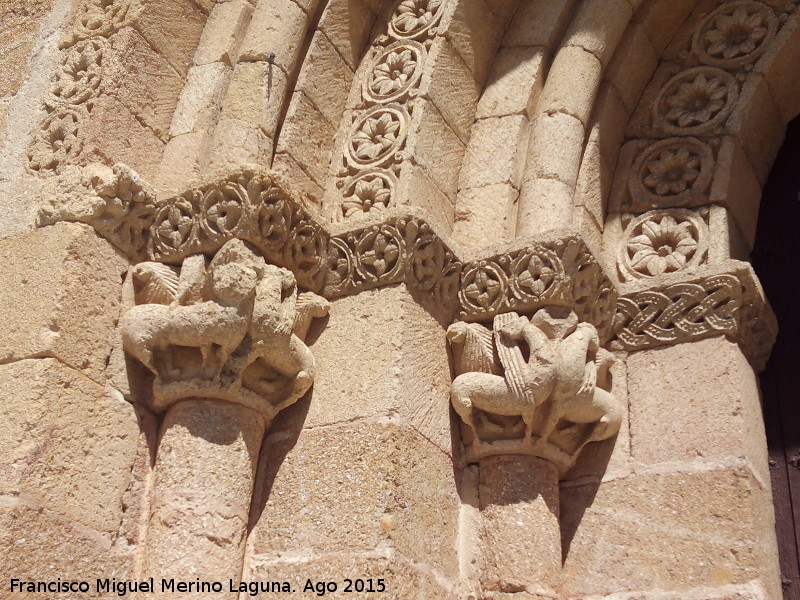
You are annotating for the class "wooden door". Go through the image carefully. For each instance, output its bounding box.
[752,116,800,600]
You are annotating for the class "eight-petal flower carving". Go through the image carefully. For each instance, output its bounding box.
[643,147,701,196]
[664,73,729,128]
[703,5,767,59]
[627,215,699,277]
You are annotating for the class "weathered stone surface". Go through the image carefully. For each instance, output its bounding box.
[168,62,231,137]
[627,336,770,487]
[476,46,545,119]
[0,222,127,381]
[0,358,141,535]
[192,0,252,66]
[133,0,206,77]
[238,0,309,71]
[459,115,529,189]
[304,285,453,452]
[144,400,265,599]
[244,554,457,599]
[561,467,780,597]
[453,182,518,248]
[251,421,460,577]
[103,27,185,140]
[480,455,561,596]
[0,501,136,597]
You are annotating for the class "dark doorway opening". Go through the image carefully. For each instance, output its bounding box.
[752,115,800,600]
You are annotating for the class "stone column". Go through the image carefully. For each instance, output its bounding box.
[120,238,329,597]
[448,306,623,599]
[479,455,561,597]
[144,400,265,598]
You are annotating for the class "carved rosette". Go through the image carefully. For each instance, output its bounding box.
[334,0,445,220]
[620,0,793,213]
[618,208,709,281]
[121,238,330,419]
[628,137,715,210]
[448,308,623,471]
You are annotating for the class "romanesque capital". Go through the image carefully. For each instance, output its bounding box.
[121,238,329,420]
[448,306,623,471]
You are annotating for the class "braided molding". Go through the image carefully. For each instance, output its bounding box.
[611,262,776,370]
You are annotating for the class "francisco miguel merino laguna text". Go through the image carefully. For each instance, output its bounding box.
[10,577,388,596]
[10,578,294,596]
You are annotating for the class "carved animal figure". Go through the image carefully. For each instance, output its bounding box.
[447,312,557,442]
[532,308,622,446]
[121,240,258,379]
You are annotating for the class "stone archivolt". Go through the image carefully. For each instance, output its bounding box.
[333,0,446,221]
[27,0,138,174]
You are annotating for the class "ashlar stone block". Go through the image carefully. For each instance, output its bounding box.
[0,222,127,381]
[250,421,460,578]
[561,467,780,597]
[302,285,453,452]
[0,358,141,535]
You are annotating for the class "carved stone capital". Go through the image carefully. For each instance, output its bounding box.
[611,260,776,370]
[120,238,329,420]
[448,307,623,472]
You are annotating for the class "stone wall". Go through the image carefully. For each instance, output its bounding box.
[0,0,794,599]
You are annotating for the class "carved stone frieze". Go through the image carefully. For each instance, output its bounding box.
[27,0,137,174]
[121,238,330,418]
[458,236,618,342]
[325,213,461,309]
[38,164,618,333]
[333,0,446,220]
[611,261,776,370]
[38,163,156,261]
[448,308,623,471]
[147,167,328,293]
[619,0,797,214]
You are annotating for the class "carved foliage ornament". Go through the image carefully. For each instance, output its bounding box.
[326,215,461,307]
[28,0,137,173]
[458,238,617,342]
[693,1,778,68]
[624,1,791,212]
[654,66,739,135]
[629,137,714,209]
[42,164,618,334]
[618,209,709,281]
[336,0,445,220]
[448,308,622,471]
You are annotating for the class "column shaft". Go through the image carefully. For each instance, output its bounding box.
[143,398,266,599]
